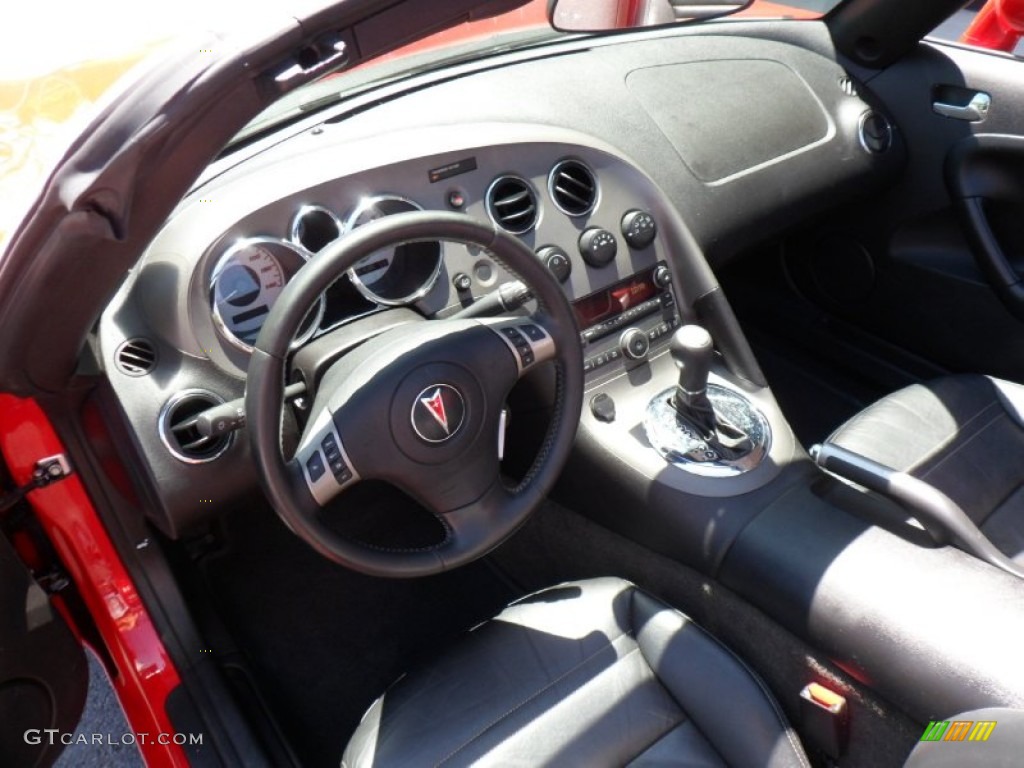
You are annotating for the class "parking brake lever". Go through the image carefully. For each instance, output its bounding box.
[812,441,1024,581]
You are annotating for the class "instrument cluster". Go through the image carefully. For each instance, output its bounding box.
[208,194,443,352]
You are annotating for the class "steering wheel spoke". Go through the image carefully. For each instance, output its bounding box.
[436,481,518,567]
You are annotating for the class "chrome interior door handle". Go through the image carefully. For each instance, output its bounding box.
[933,92,991,122]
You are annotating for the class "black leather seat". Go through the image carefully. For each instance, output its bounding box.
[827,374,1024,564]
[342,577,809,767]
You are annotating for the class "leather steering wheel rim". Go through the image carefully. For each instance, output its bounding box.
[245,211,583,577]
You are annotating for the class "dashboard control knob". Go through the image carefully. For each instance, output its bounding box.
[578,227,617,267]
[653,264,672,289]
[537,245,572,283]
[620,327,650,361]
[621,210,657,249]
[452,272,472,292]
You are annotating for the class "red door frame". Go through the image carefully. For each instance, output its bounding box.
[0,394,189,767]
[963,0,1024,51]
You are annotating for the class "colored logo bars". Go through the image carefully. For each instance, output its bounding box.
[920,720,997,743]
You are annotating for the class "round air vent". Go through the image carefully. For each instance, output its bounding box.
[548,160,598,216]
[159,390,232,464]
[114,338,157,376]
[486,176,538,235]
[858,111,893,154]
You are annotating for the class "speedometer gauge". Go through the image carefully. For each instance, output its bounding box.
[210,238,323,351]
[344,196,443,306]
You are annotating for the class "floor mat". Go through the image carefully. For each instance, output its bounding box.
[197,503,518,767]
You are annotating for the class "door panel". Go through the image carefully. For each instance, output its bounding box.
[783,41,1024,382]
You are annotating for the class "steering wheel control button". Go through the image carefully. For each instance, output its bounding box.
[590,393,616,423]
[411,385,466,443]
[578,227,618,267]
[621,328,651,361]
[320,434,351,481]
[305,451,327,483]
[519,324,546,343]
[500,327,535,367]
[537,245,572,283]
[621,210,657,249]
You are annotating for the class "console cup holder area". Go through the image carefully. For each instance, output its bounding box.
[644,383,771,477]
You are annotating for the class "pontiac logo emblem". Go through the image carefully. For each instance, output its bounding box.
[411,384,465,443]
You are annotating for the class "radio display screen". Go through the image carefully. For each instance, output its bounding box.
[572,266,659,330]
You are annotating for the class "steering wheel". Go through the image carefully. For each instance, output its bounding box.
[245,211,583,577]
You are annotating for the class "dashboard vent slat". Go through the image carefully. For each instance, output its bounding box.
[115,338,157,376]
[549,160,598,217]
[486,176,538,235]
[160,391,232,463]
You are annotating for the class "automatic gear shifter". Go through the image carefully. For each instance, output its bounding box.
[643,325,770,476]
[668,326,754,460]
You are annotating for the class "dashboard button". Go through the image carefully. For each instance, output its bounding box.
[621,327,650,361]
[590,393,616,423]
[578,228,618,267]
[654,264,672,288]
[621,210,657,249]
[537,245,572,283]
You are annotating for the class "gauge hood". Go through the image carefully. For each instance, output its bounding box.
[0,0,532,395]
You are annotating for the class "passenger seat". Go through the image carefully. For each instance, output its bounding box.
[820,374,1024,565]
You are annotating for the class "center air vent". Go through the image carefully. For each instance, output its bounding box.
[549,160,597,216]
[159,390,232,464]
[115,338,157,376]
[486,176,538,235]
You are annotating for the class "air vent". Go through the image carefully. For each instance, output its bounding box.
[115,338,157,376]
[548,160,598,217]
[486,176,538,235]
[159,390,232,464]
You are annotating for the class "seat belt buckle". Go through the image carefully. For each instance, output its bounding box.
[799,682,849,762]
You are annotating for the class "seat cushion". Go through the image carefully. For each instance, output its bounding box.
[342,577,808,767]
[828,374,1024,562]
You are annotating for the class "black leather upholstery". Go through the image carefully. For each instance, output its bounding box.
[342,577,808,767]
[904,708,1024,767]
[828,375,1024,564]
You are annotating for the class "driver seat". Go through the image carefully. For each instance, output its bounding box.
[342,577,809,767]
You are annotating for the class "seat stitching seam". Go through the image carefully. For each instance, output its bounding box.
[917,410,1004,481]
[435,632,636,767]
[636,587,811,768]
[900,400,999,473]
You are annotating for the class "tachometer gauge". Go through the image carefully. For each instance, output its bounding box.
[210,238,323,351]
[344,196,443,306]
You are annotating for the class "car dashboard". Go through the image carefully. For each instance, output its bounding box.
[98,23,903,537]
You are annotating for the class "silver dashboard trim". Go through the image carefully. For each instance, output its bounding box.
[209,236,325,353]
[158,388,234,464]
[342,194,444,307]
[547,158,600,218]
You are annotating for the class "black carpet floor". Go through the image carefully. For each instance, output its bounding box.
[197,502,518,767]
